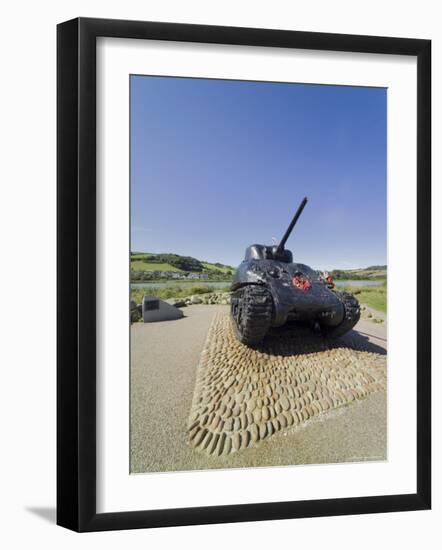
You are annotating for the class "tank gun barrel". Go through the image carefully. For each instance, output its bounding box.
[276,196,308,253]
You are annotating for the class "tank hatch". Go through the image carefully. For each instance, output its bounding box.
[244,244,293,263]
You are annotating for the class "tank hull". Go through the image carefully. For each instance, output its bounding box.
[231,259,345,328]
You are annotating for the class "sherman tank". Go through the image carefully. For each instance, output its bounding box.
[230,197,360,346]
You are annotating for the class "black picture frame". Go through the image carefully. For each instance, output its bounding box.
[57,17,431,532]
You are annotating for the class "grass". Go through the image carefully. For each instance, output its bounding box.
[130,279,387,313]
[333,270,387,281]
[342,281,387,313]
[131,252,155,259]
[130,252,233,274]
[131,284,229,303]
[201,262,232,274]
[130,261,183,272]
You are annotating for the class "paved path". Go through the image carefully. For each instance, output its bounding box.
[131,305,386,473]
[131,306,225,473]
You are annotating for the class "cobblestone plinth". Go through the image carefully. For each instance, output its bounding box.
[188,312,386,456]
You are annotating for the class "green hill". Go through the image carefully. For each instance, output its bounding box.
[330,266,387,280]
[131,261,183,272]
[130,252,234,276]
[201,262,233,274]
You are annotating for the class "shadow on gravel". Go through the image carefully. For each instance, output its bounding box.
[255,323,386,357]
[340,330,387,356]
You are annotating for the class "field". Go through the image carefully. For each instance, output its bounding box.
[332,266,387,281]
[131,252,156,258]
[130,251,233,275]
[130,261,183,272]
[341,282,387,313]
[201,262,233,274]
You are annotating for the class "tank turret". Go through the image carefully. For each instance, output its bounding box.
[230,197,361,346]
[243,197,308,263]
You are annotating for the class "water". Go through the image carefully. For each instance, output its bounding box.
[131,279,384,289]
[335,279,384,287]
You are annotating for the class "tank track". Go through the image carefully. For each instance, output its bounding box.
[321,291,361,338]
[231,285,273,346]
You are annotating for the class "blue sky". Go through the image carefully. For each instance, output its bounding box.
[131,76,386,270]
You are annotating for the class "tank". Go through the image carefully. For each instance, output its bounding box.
[230,197,360,346]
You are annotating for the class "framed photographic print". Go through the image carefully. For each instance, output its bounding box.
[57,17,431,532]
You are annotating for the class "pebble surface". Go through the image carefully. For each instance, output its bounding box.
[188,313,386,456]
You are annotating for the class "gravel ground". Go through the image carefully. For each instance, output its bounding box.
[130,305,386,473]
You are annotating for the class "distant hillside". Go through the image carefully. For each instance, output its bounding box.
[365,265,387,271]
[330,265,387,281]
[130,252,234,277]
[131,252,386,282]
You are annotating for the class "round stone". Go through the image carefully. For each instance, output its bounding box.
[236,392,245,404]
[223,436,232,455]
[188,419,199,432]
[192,428,207,447]
[284,411,294,426]
[217,433,227,456]
[241,430,251,449]
[272,418,280,431]
[232,432,241,451]
[201,414,209,427]
[224,417,233,432]
[189,425,199,440]
[311,402,321,415]
[320,398,329,410]
[210,415,221,430]
[240,412,248,430]
[278,414,287,428]
[247,398,256,412]
[208,433,219,455]
[259,422,267,439]
[250,424,259,442]
[201,430,213,450]
[280,395,290,411]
